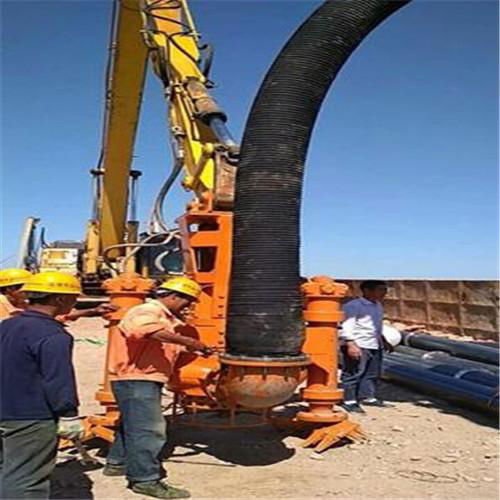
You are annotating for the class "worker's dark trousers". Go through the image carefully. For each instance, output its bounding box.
[107,380,167,483]
[341,348,383,402]
[0,419,58,499]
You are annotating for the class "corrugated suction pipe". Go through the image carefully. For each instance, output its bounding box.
[227,0,411,357]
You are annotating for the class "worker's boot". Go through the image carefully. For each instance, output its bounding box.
[131,480,190,499]
[102,464,125,476]
[341,402,366,414]
[361,399,394,408]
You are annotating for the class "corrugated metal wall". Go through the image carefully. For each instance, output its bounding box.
[338,280,499,341]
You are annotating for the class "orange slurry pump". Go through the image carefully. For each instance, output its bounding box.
[297,276,365,451]
[87,205,363,450]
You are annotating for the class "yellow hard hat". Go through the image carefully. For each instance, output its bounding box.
[22,272,82,295]
[159,277,201,299]
[0,269,33,288]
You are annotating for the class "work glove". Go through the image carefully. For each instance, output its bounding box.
[57,417,85,440]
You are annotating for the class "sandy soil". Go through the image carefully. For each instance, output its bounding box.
[51,318,499,499]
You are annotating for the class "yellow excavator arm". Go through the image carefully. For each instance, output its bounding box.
[83,0,236,278]
[85,0,148,273]
[141,0,237,209]
[94,0,148,261]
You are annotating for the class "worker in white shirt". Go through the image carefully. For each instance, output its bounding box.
[340,280,392,414]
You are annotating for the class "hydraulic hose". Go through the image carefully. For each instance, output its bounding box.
[227,0,411,357]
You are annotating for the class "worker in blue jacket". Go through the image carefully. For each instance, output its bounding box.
[0,272,85,499]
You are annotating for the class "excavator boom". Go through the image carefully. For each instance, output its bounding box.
[83,0,236,278]
[96,0,149,258]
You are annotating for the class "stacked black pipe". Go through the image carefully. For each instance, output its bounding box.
[395,345,499,374]
[389,352,498,388]
[402,332,499,365]
[227,0,411,356]
[384,334,500,415]
[383,357,499,415]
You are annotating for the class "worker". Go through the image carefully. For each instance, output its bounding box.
[104,276,208,499]
[340,280,392,413]
[0,272,85,499]
[0,268,115,322]
[0,268,32,320]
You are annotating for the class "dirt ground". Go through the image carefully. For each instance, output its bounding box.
[52,318,499,500]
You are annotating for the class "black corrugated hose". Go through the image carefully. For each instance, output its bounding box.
[227,0,411,357]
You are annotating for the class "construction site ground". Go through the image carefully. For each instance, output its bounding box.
[53,318,499,499]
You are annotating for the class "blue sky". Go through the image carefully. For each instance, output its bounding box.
[1,1,498,279]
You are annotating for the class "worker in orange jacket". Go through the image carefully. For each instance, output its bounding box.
[104,277,210,499]
[0,269,115,322]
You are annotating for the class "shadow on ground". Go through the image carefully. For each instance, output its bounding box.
[164,419,296,467]
[70,420,295,472]
[50,458,99,499]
